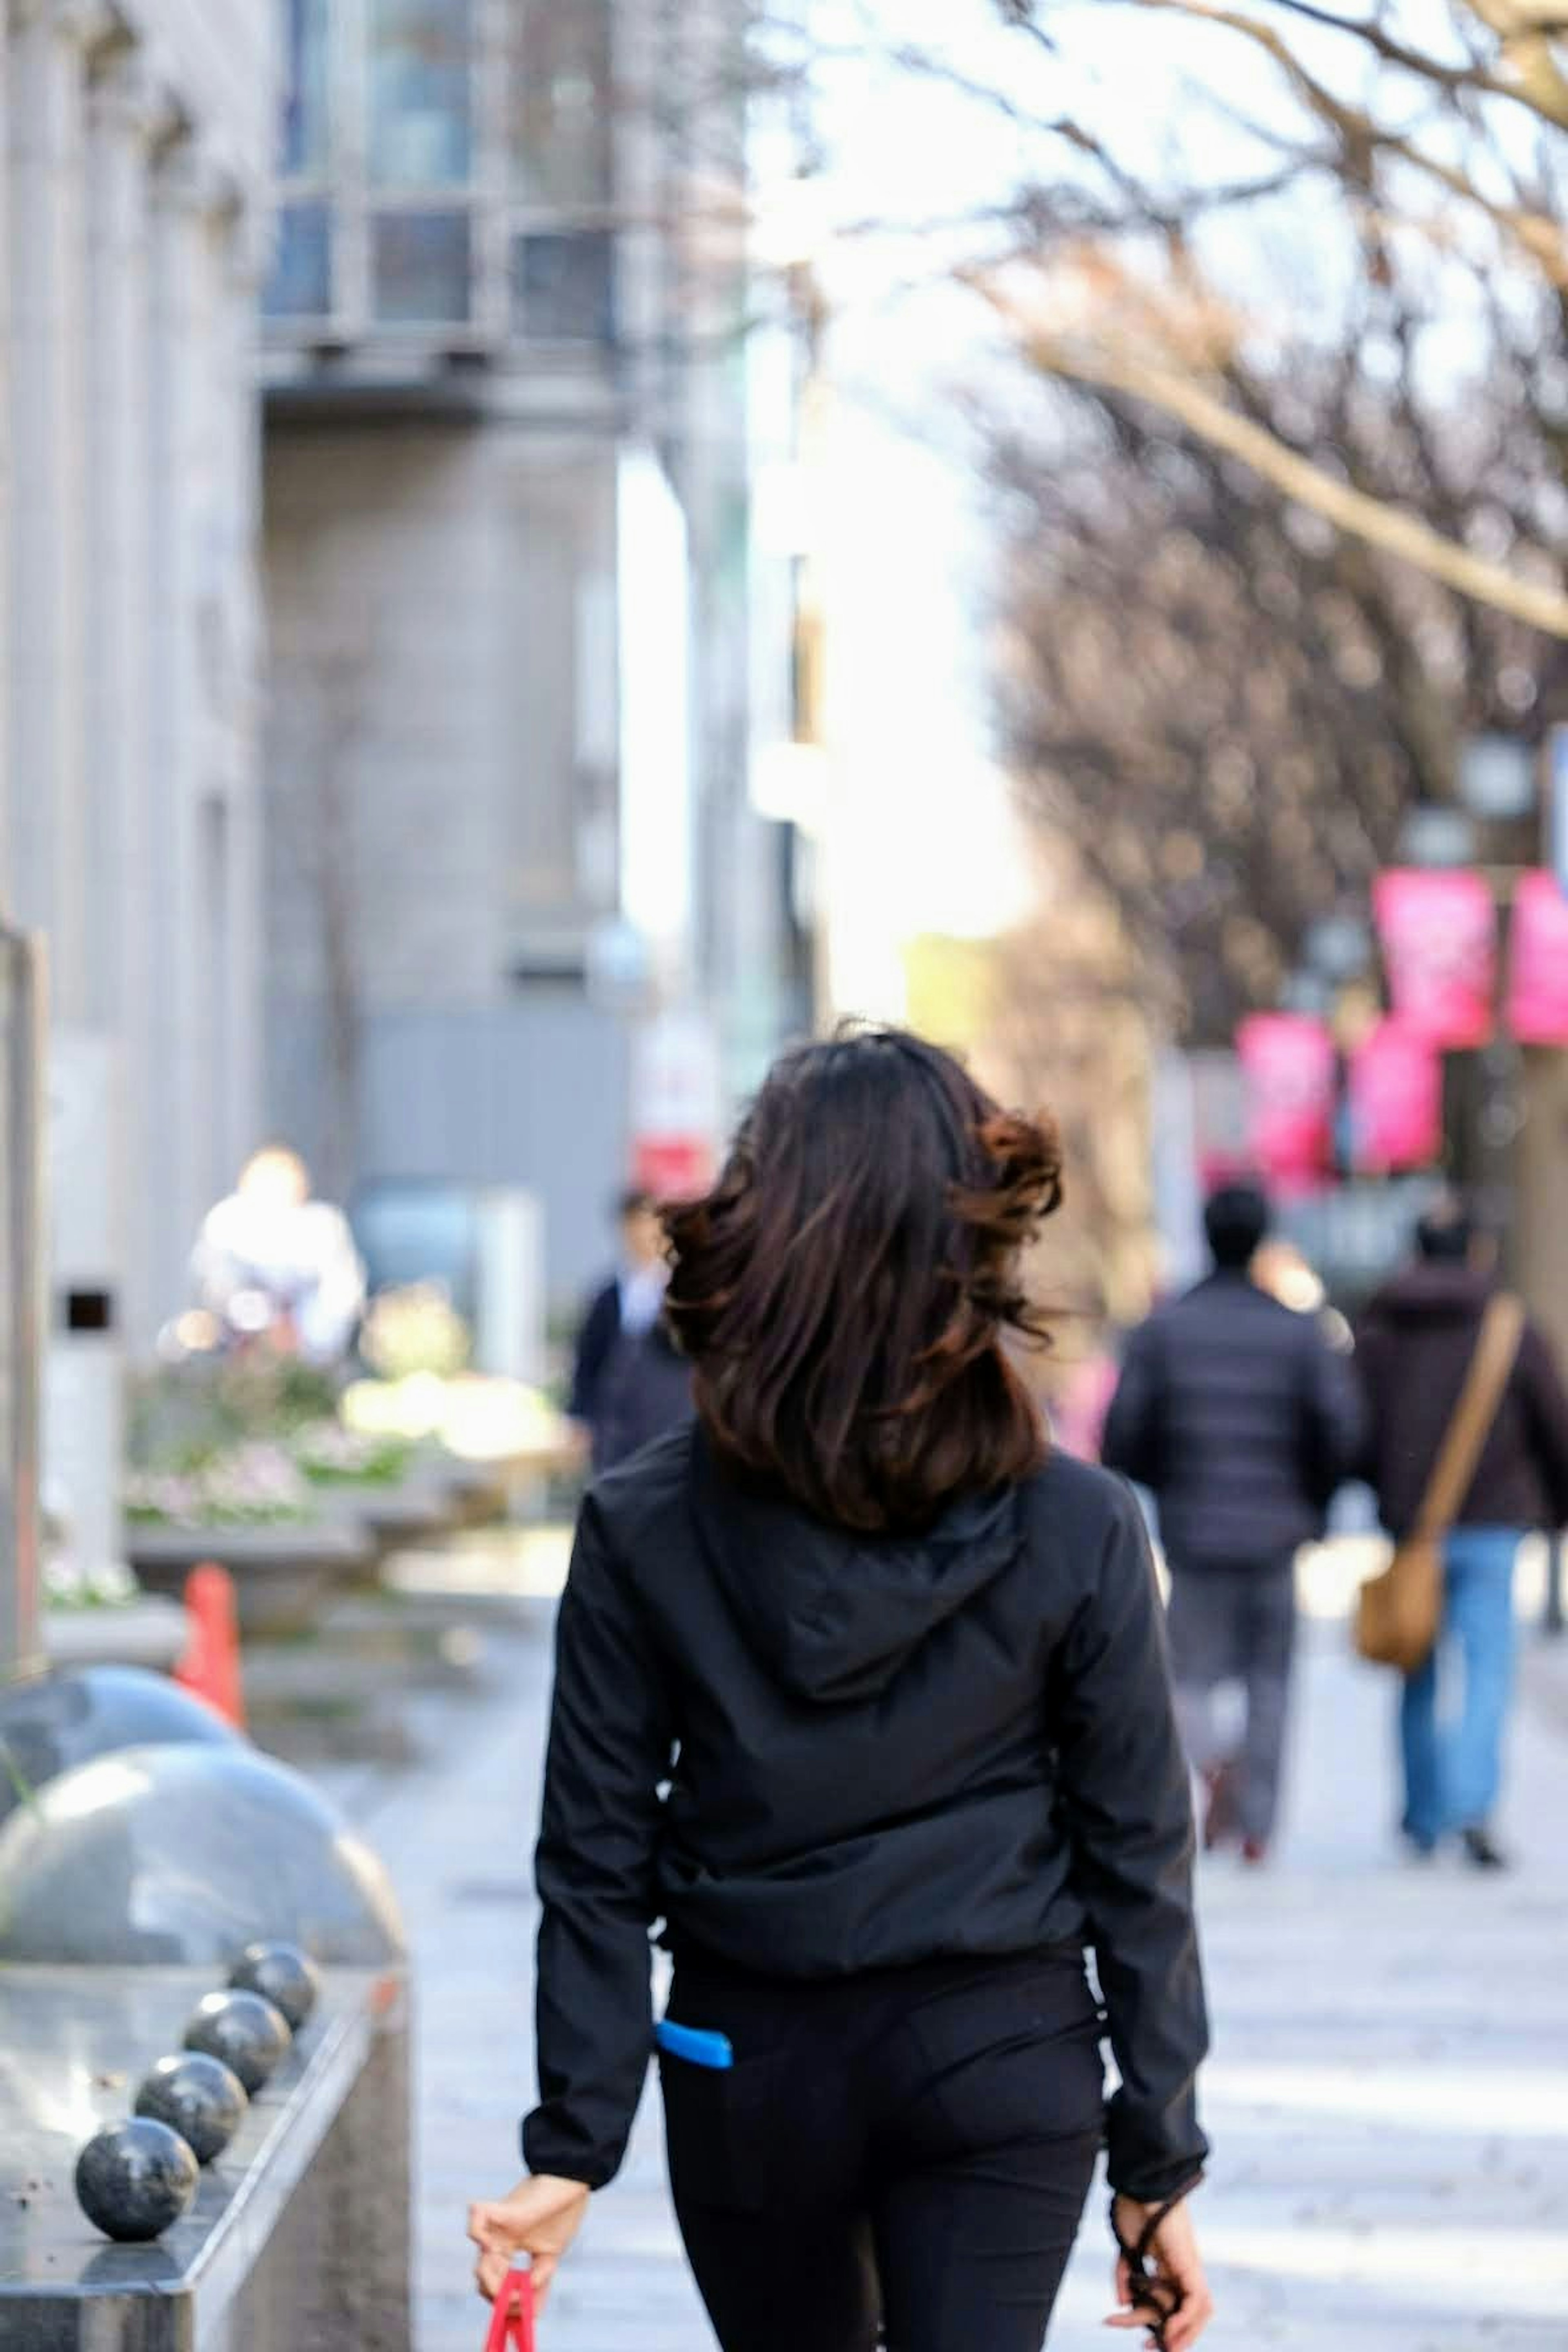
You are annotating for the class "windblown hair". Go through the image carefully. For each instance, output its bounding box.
[664,1027,1063,1533]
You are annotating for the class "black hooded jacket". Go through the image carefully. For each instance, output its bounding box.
[522,1424,1209,2205]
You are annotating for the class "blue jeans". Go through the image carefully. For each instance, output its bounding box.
[1400,1528,1520,1847]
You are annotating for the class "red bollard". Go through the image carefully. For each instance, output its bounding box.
[173,1563,247,1730]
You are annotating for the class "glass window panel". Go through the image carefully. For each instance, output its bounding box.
[370,0,473,187]
[263,201,333,319]
[278,0,330,177]
[512,230,615,344]
[373,209,473,323]
[511,0,612,209]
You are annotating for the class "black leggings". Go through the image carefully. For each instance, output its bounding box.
[659,1948,1105,2352]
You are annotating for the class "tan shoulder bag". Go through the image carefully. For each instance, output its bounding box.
[1354,1293,1525,1674]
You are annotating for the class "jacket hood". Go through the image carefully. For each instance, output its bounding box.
[690,1433,1022,1706]
[1363,1263,1494,1325]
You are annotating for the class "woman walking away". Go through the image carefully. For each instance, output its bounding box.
[469,1028,1212,2352]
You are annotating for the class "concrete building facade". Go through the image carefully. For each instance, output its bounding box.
[1,0,274,1352]
[258,0,813,1309]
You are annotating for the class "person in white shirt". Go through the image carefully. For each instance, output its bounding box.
[192,1146,365,1364]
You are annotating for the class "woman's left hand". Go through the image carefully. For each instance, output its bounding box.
[1105,2193,1213,2350]
[468,2174,591,2310]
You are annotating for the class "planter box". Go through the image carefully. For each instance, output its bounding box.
[441,1466,511,1528]
[330,1475,461,1558]
[125,1523,376,1639]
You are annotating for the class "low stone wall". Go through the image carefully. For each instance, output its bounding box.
[0,1966,410,2351]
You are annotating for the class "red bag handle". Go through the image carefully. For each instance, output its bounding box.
[483,2267,535,2352]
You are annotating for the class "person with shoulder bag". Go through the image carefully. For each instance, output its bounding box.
[1354,1199,1568,1868]
[468,1028,1213,2352]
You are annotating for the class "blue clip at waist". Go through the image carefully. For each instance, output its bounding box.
[655,2018,735,2071]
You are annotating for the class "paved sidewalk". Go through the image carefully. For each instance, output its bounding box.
[337,1567,1568,2352]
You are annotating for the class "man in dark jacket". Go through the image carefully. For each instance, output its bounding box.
[569,1191,666,1425]
[1102,1183,1363,1862]
[1356,1200,1568,1868]
[590,1320,695,1474]
[569,1189,695,1474]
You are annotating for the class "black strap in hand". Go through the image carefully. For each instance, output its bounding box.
[1110,2194,1185,2350]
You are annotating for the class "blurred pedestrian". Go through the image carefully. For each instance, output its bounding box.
[1355,1199,1568,1869]
[590,1316,694,1474]
[469,1029,1212,2352]
[568,1188,676,1456]
[191,1145,364,1363]
[1102,1182,1362,1865]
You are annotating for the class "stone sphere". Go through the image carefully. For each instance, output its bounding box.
[75,2117,199,2243]
[135,2050,249,2165]
[0,1741,404,1965]
[230,1940,321,2032]
[0,1666,239,1828]
[183,1989,290,2097]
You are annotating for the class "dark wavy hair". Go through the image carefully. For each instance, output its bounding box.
[664,1027,1063,1532]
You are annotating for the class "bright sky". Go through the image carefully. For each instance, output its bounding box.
[804,2,1048,998]
[792,0,1485,1007]
[817,382,1030,1018]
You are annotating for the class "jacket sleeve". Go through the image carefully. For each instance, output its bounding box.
[523,1494,675,2187]
[1519,1320,1568,1528]
[1303,1319,1365,1499]
[1054,1481,1210,2203]
[1099,1323,1163,1491]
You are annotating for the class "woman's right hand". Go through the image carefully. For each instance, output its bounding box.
[1106,2194,1213,2350]
[468,2174,590,2311]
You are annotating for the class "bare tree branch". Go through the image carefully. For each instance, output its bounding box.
[978,272,1568,635]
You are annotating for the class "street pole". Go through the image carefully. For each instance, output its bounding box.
[1475,876,1524,1285]
[1429,749,1535,1282]
[1539,729,1568,1637]
[1523,729,1568,1637]
[0,921,45,1685]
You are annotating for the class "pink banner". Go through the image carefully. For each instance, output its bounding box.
[1348,1019,1443,1173]
[1236,1013,1335,1193]
[1508,870,1568,1045]
[1373,868,1496,1048]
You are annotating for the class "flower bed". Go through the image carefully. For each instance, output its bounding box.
[120,1301,573,1537]
[289,1420,418,1489]
[124,1441,315,1529]
[122,1356,419,1531]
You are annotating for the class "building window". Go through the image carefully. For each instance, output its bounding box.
[370,0,474,187]
[511,0,612,210]
[266,0,621,353]
[374,209,473,323]
[280,0,330,175]
[265,201,333,320]
[512,230,615,344]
